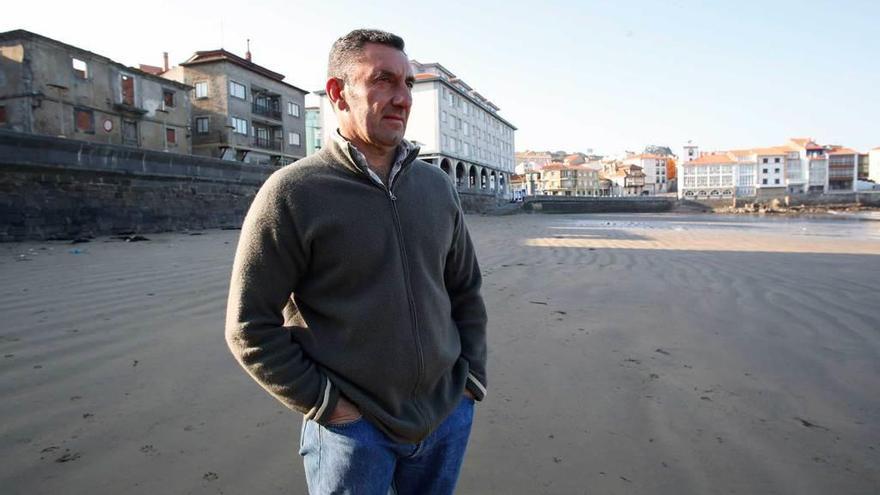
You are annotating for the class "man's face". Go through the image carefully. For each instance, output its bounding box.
[339,43,414,151]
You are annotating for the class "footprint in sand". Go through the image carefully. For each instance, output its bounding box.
[55,451,81,463]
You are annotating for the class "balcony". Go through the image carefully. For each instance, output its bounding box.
[252,102,282,120]
[252,136,282,151]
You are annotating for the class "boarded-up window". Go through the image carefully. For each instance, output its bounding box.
[123,120,138,146]
[163,90,174,108]
[121,75,135,105]
[0,106,6,124]
[166,128,176,145]
[74,108,95,133]
[72,58,88,79]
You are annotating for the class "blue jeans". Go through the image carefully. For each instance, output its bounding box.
[299,397,474,495]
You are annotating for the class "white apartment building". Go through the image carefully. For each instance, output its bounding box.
[869,147,880,183]
[752,147,789,194]
[678,153,737,200]
[623,153,668,194]
[317,60,516,197]
[678,138,860,200]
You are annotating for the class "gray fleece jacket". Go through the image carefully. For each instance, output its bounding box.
[225,137,488,443]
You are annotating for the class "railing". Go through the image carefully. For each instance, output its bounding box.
[252,103,282,120]
[252,137,281,151]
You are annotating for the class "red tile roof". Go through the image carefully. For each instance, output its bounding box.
[751,145,796,155]
[138,64,164,75]
[687,153,737,165]
[181,49,308,93]
[828,147,858,155]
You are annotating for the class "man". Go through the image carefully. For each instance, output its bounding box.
[225,29,488,494]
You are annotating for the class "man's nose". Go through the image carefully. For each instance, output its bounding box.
[392,85,412,109]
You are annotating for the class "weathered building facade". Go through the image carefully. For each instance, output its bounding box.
[0,30,192,153]
[163,49,307,166]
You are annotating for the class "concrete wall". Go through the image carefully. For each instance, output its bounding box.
[522,196,675,214]
[458,191,507,213]
[687,192,880,210]
[0,130,270,241]
[520,193,880,215]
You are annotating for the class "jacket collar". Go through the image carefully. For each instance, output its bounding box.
[326,130,420,182]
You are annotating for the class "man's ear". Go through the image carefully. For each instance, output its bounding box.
[326,77,348,111]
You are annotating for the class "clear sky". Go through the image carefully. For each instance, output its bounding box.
[3,0,877,155]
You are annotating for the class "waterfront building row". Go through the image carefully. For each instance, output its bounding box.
[677,138,866,200]
[510,160,650,198]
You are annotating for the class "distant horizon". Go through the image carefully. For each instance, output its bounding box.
[4,0,877,155]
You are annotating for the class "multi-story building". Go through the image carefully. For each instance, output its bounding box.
[826,147,859,191]
[0,30,191,153]
[787,137,830,193]
[678,138,860,199]
[869,148,880,183]
[858,153,870,181]
[305,106,322,156]
[602,164,646,196]
[163,49,307,166]
[678,153,738,200]
[531,163,599,196]
[317,60,516,196]
[752,146,790,195]
[623,153,669,194]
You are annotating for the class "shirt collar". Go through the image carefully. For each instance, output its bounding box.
[333,129,416,187]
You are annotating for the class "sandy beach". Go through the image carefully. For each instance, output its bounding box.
[1,213,879,494]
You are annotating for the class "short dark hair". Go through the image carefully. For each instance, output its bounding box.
[328,29,406,81]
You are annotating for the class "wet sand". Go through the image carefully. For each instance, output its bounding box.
[1,214,879,494]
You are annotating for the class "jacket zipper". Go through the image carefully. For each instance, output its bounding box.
[386,186,428,436]
[358,149,429,436]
